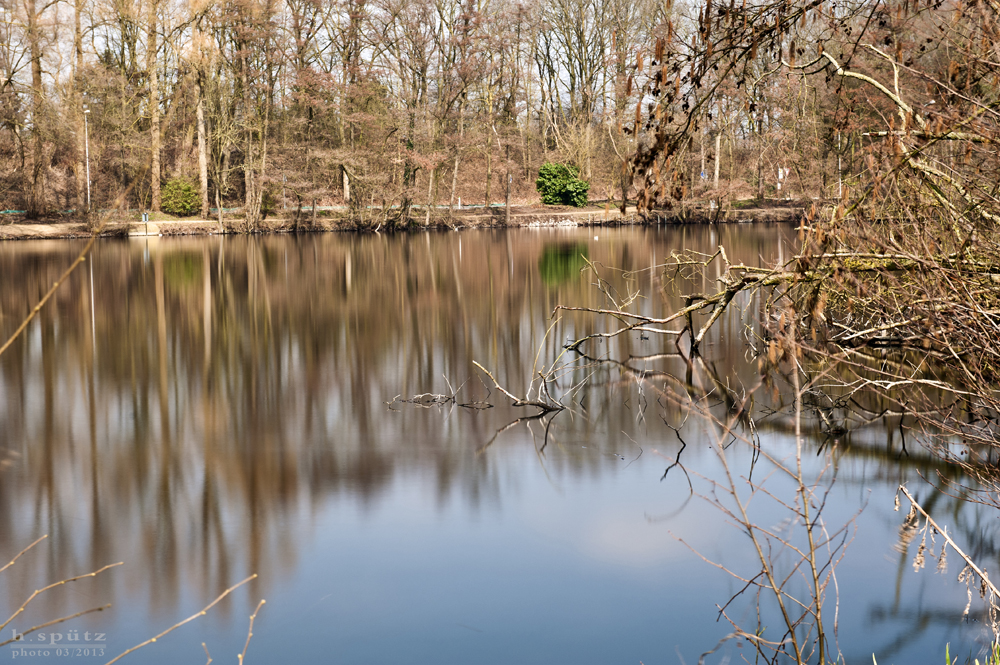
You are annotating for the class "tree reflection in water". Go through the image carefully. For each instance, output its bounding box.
[0,227,995,662]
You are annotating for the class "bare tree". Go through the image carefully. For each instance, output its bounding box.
[146,0,160,211]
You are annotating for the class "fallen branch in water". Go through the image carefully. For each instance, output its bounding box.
[472,361,564,414]
[386,375,493,410]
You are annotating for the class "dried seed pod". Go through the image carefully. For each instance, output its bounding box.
[897,503,919,551]
[913,542,926,572]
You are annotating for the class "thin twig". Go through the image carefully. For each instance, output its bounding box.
[0,562,123,635]
[472,361,564,413]
[103,575,257,665]
[238,599,266,665]
[0,535,47,575]
[0,605,111,648]
[898,485,1000,600]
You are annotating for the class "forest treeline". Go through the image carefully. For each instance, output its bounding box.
[3,0,985,227]
[2,0,864,228]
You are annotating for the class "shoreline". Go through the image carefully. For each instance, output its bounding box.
[0,202,808,241]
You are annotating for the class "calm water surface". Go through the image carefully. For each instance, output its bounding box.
[0,226,993,664]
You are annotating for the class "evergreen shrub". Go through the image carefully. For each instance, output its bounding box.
[161,178,200,216]
[535,163,590,207]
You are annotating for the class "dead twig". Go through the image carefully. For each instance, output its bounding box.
[238,599,266,665]
[472,361,564,413]
[0,535,47,575]
[0,562,123,638]
[102,575,257,665]
[897,485,1000,601]
[0,605,112,648]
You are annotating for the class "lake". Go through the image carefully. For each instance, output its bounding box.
[0,225,993,664]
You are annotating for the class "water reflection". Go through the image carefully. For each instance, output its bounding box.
[0,226,994,663]
[537,243,589,286]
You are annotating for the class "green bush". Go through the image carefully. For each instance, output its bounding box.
[160,178,200,216]
[536,163,590,207]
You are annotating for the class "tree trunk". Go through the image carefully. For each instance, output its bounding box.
[520,117,529,179]
[147,0,161,211]
[425,168,434,226]
[485,137,492,208]
[699,132,705,187]
[74,0,86,213]
[216,188,223,232]
[620,160,629,214]
[26,0,45,219]
[449,98,464,213]
[504,168,510,226]
[401,108,416,222]
[196,76,209,219]
[341,0,361,206]
[713,130,721,190]
[756,113,765,201]
[728,126,735,183]
[241,49,267,231]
